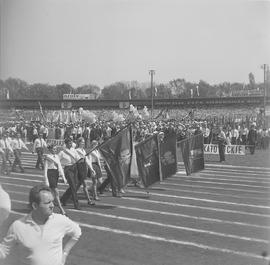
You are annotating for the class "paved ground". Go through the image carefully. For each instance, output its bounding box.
[0,149,270,265]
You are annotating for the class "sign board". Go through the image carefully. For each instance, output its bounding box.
[119,102,130,109]
[204,144,245,155]
[63,94,95,100]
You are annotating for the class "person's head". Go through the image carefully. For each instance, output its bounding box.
[38,132,43,138]
[47,143,57,154]
[64,137,73,149]
[29,185,54,219]
[90,140,98,148]
[16,132,21,138]
[77,137,85,148]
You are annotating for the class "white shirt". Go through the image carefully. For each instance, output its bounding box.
[58,147,81,167]
[0,138,13,152]
[33,138,47,151]
[231,129,239,139]
[10,138,28,150]
[0,213,81,265]
[76,148,94,170]
[44,154,65,183]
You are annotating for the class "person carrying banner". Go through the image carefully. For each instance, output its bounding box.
[32,132,47,170]
[0,184,82,265]
[217,126,227,162]
[88,140,103,200]
[44,143,67,215]
[75,137,95,205]
[59,137,81,210]
[11,132,29,173]
[98,163,118,197]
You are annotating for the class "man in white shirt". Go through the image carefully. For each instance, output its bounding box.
[0,184,81,265]
[32,133,47,170]
[230,125,239,145]
[0,133,13,175]
[58,138,81,210]
[11,132,29,173]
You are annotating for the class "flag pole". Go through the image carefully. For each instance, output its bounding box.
[149,70,155,119]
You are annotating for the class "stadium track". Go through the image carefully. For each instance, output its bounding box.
[0,151,270,265]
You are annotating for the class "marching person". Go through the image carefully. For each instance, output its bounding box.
[32,132,47,170]
[88,140,103,200]
[247,124,257,155]
[217,126,227,162]
[3,132,13,166]
[44,143,67,215]
[59,137,81,210]
[0,133,13,175]
[75,137,95,206]
[11,132,29,173]
[0,184,82,265]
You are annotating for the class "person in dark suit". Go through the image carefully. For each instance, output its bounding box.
[217,126,227,162]
[247,124,257,155]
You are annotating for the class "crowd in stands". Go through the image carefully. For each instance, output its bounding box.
[0,106,269,150]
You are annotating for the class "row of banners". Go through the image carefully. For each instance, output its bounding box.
[47,128,246,190]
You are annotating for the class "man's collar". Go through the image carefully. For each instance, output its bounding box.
[25,212,54,225]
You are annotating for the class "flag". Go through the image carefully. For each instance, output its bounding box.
[135,134,160,187]
[154,87,157,97]
[98,125,133,190]
[159,132,177,180]
[196,85,199,97]
[38,101,46,122]
[178,134,204,175]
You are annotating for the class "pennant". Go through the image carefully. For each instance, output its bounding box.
[98,125,133,190]
[135,134,160,187]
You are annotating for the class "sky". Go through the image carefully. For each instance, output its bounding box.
[0,0,269,88]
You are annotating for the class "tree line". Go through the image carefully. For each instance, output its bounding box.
[0,74,265,100]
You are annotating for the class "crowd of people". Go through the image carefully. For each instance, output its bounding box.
[0,106,269,265]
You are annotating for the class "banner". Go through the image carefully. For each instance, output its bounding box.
[177,134,204,175]
[135,134,160,188]
[98,126,133,190]
[189,134,205,174]
[47,139,65,147]
[159,133,177,180]
[204,144,245,155]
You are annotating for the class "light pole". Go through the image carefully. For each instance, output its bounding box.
[262,64,269,127]
[149,70,155,118]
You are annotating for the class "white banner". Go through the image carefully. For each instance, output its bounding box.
[47,139,65,147]
[204,144,245,155]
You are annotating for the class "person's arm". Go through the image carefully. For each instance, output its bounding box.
[44,158,49,186]
[62,217,82,265]
[0,223,17,259]
[85,155,96,175]
[58,160,67,184]
[20,140,29,151]
[32,139,36,153]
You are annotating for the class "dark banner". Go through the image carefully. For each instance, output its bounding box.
[135,134,160,188]
[159,132,177,180]
[189,133,205,174]
[98,125,133,190]
[177,133,204,175]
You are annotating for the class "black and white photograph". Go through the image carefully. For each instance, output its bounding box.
[0,0,269,264]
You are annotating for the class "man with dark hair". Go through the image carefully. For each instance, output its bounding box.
[0,184,81,265]
[59,138,81,210]
[32,132,47,170]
